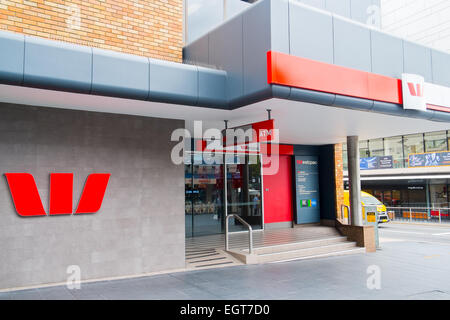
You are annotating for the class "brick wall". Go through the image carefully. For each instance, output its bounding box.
[0,0,183,62]
[334,143,344,219]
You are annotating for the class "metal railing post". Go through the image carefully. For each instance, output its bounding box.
[225,214,229,251]
[224,214,253,254]
[340,204,351,225]
[385,206,450,224]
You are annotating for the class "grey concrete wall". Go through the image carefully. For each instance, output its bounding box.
[0,103,185,290]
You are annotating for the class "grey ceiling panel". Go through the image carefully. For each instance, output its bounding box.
[350,0,374,24]
[0,31,24,85]
[289,2,334,64]
[149,59,198,106]
[431,50,450,87]
[270,0,290,54]
[198,66,227,108]
[183,35,210,67]
[299,0,326,10]
[333,16,371,72]
[403,40,432,82]
[371,30,404,78]
[24,36,92,93]
[326,0,351,18]
[243,0,271,96]
[208,13,244,102]
[92,48,149,100]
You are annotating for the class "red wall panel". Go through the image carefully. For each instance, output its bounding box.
[263,155,294,224]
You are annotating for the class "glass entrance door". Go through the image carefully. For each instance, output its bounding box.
[226,154,263,232]
[185,152,263,238]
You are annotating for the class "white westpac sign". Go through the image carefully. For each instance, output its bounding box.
[402,74,426,111]
[425,82,450,110]
[402,73,450,113]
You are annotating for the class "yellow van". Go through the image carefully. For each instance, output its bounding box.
[343,190,390,223]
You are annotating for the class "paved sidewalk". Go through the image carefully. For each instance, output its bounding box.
[1,239,450,300]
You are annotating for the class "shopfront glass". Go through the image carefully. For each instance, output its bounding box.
[384,136,404,169]
[369,139,384,157]
[424,131,448,152]
[185,152,263,238]
[403,134,424,167]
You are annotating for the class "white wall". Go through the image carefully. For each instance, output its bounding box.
[381,0,450,53]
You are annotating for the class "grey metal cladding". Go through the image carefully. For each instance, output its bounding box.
[350,0,374,24]
[289,2,333,64]
[372,100,404,117]
[270,0,290,54]
[326,0,351,18]
[371,30,404,78]
[183,35,210,67]
[271,84,291,99]
[402,109,434,121]
[92,48,149,100]
[430,111,450,122]
[243,0,271,96]
[299,0,326,10]
[290,87,335,106]
[23,36,92,93]
[333,16,371,71]
[198,66,227,107]
[149,58,198,106]
[208,13,244,102]
[403,40,432,82]
[333,95,374,111]
[431,50,450,87]
[0,31,24,85]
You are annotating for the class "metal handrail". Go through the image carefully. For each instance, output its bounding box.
[384,206,450,224]
[225,214,253,254]
[385,206,450,210]
[340,204,351,225]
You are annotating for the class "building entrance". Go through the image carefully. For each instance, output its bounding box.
[185,152,263,238]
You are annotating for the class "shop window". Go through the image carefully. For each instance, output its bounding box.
[448,131,450,150]
[392,190,401,207]
[359,140,370,159]
[403,134,424,167]
[424,131,448,152]
[383,190,392,206]
[369,139,384,157]
[384,136,404,168]
[430,183,448,208]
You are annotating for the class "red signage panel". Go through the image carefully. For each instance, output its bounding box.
[267,51,403,105]
[49,173,73,215]
[4,173,46,217]
[75,173,111,214]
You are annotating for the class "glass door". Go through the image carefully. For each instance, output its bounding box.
[226,153,263,232]
[185,152,263,238]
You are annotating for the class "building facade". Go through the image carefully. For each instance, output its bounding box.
[343,130,450,209]
[0,0,449,290]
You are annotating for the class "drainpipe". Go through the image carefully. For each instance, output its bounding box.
[347,136,363,226]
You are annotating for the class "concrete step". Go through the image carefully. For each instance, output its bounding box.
[228,240,365,264]
[256,242,360,263]
[268,247,367,264]
[248,236,348,255]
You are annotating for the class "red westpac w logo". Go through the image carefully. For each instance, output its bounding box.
[4,173,110,217]
[407,82,423,97]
